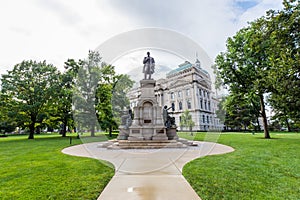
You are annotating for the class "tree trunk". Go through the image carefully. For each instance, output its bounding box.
[285,118,291,132]
[61,118,67,137]
[28,122,35,139]
[109,126,112,137]
[189,126,193,136]
[259,94,270,139]
[62,123,67,137]
[90,125,95,137]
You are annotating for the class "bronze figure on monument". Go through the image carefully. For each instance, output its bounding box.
[143,52,155,80]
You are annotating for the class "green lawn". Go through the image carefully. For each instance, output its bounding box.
[1,132,299,199]
[181,132,300,200]
[0,133,115,200]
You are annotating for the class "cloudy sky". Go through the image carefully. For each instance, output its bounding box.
[0,0,283,76]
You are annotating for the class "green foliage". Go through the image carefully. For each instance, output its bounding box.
[48,59,80,137]
[214,1,299,137]
[0,134,114,199]
[179,110,195,132]
[111,74,135,117]
[96,69,134,137]
[71,51,134,136]
[0,121,16,134]
[266,0,300,129]
[215,21,271,138]
[96,82,116,136]
[1,60,60,139]
[182,132,300,200]
[72,51,106,136]
[0,51,133,138]
[0,92,17,134]
[222,93,260,131]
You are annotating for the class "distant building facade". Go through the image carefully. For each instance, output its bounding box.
[128,59,222,131]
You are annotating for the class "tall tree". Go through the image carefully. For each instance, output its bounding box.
[215,0,299,137]
[53,59,79,137]
[72,51,103,136]
[95,64,118,137]
[222,92,260,131]
[1,60,60,139]
[71,51,134,136]
[215,16,273,138]
[267,0,300,129]
[96,67,134,137]
[180,110,195,133]
[96,82,115,137]
[111,74,135,120]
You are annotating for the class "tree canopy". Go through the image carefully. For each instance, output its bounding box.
[180,110,195,133]
[0,50,134,139]
[1,60,60,139]
[70,51,134,136]
[214,0,299,137]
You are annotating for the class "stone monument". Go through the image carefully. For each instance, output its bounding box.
[128,79,167,141]
[116,108,133,140]
[107,52,192,149]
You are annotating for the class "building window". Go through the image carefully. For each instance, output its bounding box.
[171,102,175,111]
[187,100,191,109]
[178,91,182,98]
[200,99,203,109]
[199,89,202,96]
[204,101,207,110]
[186,89,190,96]
[203,90,206,97]
[207,92,210,99]
[202,115,205,123]
[207,116,209,123]
[171,92,174,99]
[208,102,211,111]
[179,101,183,110]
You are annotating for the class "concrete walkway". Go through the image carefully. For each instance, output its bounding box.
[62,141,234,200]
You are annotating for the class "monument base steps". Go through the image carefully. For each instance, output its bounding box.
[105,139,188,149]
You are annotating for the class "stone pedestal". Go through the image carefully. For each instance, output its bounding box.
[111,79,185,149]
[128,80,167,141]
[117,126,129,140]
[166,127,179,140]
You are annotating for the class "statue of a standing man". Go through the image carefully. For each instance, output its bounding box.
[143,52,155,80]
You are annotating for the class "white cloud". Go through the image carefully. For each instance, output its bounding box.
[0,0,139,75]
[236,0,283,28]
[113,49,184,74]
[0,0,283,76]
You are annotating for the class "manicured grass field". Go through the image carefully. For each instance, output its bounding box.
[1,132,299,199]
[0,133,115,200]
[181,132,300,200]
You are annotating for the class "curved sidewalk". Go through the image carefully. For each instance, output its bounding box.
[62,141,234,200]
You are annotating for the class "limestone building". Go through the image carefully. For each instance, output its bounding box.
[128,59,222,131]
